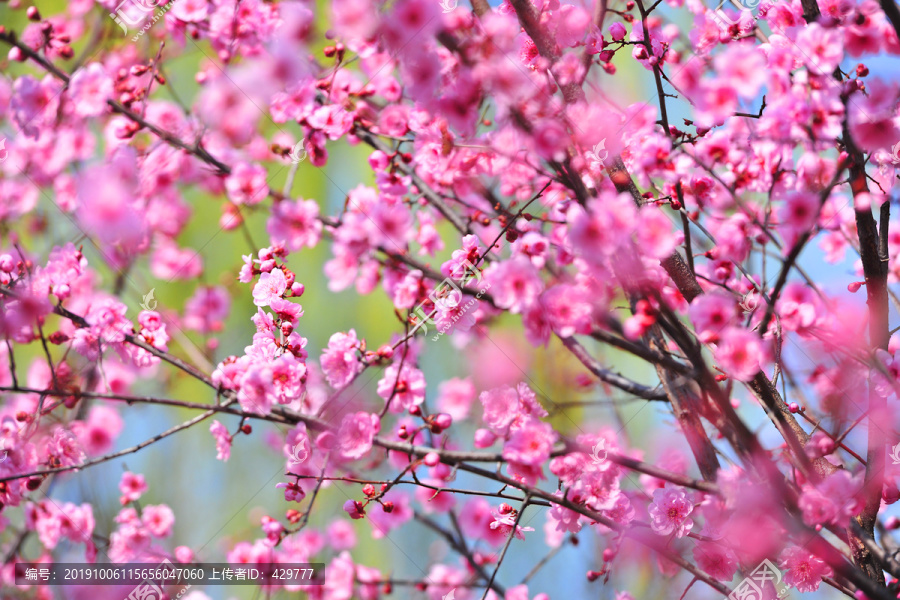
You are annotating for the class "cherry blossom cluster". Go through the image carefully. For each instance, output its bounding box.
[3,0,900,597]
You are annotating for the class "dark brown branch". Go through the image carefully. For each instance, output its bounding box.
[881,0,900,43]
[844,114,889,587]
[558,336,669,401]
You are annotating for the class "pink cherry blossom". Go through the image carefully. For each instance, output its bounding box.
[171,0,209,22]
[142,504,175,537]
[210,420,232,461]
[119,472,148,504]
[253,268,288,307]
[225,162,268,206]
[692,541,738,582]
[68,64,113,118]
[376,362,426,413]
[436,377,476,421]
[714,327,764,382]
[648,486,694,538]
[502,419,557,466]
[337,412,380,460]
[321,330,363,389]
[328,518,358,551]
[150,239,203,280]
[489,503,535,540]
[268,198,322,252]
[6,0,900,592]
[779,546,833,593]
[184,286,231,333]
[485,257,543,315]
[47,426,85,467]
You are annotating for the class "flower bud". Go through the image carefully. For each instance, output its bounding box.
[175,546,194,563]
[343,499,365,519]
[474,428,497,448]
[433,413,453,431]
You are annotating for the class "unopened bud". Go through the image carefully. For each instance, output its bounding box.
[433,413,452,431]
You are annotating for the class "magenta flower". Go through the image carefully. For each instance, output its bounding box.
[267,198,322,252]
[276,481,307,503]
[142,505,175,538]
[337,412,380,460]
[321,330,363,389]
[485,256,543,315]
[47,426,86,468]
[225,162,268,206]
[68,64,113,118]
[779,546,833,593]
[692,541,738,582]
[209,420,232,462]
[376,362,426,413]
[119,472,148,504]
[436,377,476,421]
[479,385,520,433]
[648,486,694,538]
[489,504,535,540]
[252,268,288,307]
[502,419,556,467]
[713,326,764,382]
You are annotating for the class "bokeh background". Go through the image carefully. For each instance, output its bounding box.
[2,0,899,598]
